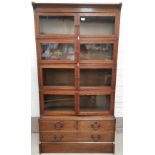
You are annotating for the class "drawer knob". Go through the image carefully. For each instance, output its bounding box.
[91,121,101,130]
[53,135,64,142]
[91,135,101,142]
[54,121,64,130]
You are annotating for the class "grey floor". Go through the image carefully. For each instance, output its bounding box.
[31,129,123,155]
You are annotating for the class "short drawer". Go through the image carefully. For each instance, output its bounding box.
[40,132,76,142]
[77,131,114,142]
[78,120,115,131]
[39,119,77,131]
[40,142,114,153]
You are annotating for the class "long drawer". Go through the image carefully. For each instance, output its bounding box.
[40,142,114,153]
[39,118,115,132]
[40,131,114,142]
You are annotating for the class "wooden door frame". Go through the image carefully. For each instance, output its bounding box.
[78,38,118,65]
[35,12,78,39]
[39,64,77,90]
[78,64,116,91]
[78,90,115,116]
[78,12,119,38]
[37,38,78,64]
[40,90,77,116]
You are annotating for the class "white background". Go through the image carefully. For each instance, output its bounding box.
[0,0,155,155]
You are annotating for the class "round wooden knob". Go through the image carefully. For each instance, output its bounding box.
[91,135,101,142]
[54,121,64,130]
[91,121,101,130]
[53,135,64,142]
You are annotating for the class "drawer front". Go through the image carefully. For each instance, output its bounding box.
[77,131,114,142]
[39,120,77,131]
[78,120,115,131]
[40,131,114,142]
[40,132,76,142]
[40,142,114,153]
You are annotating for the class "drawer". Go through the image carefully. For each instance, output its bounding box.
[39,119,77,131]
[40,142,114,153]
[78,120,115,131]
[40,132,76,142]
[77,131,114,142]
[40,131,114,142]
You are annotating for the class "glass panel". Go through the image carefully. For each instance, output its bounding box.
[43,68,74,86]
[80,69,112,86]
[41,43,74,61]
[80,16,115,35]
[39,16,74,34]
[44,95,74,111]
[80,44,113,60]
[80,95,110,112]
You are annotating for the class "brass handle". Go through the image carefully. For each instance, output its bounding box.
[91,135,101,142]
[91,122,101,130]
[54,121,64,130]
[53,135,64,142]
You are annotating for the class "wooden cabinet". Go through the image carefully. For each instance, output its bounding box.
[32,2,122,153]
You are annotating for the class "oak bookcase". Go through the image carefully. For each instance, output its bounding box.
[32,2,122,153]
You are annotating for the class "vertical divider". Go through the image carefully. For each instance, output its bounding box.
[112,67,116,90]
[39,92,44,115]
[77,13,80,36]
[35,12,39,37]
[75,91,80,115]
[110,92,115,116]
[74,14,79,37]
[76,13,80,115]
[76,40,80,90]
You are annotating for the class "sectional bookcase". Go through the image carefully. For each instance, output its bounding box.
[32,3,122,153]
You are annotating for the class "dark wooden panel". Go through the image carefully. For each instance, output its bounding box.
[40,142,114,153]
[32,2,122,13]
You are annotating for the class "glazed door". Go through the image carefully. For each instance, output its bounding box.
[79,67,113,89]
[40,91,77,115]
[79,13,118,37]
[78,91,114,115]
[79,39,117,64]
[39,64,78,90]
[37,39,77,63]
[36,13,78,38]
